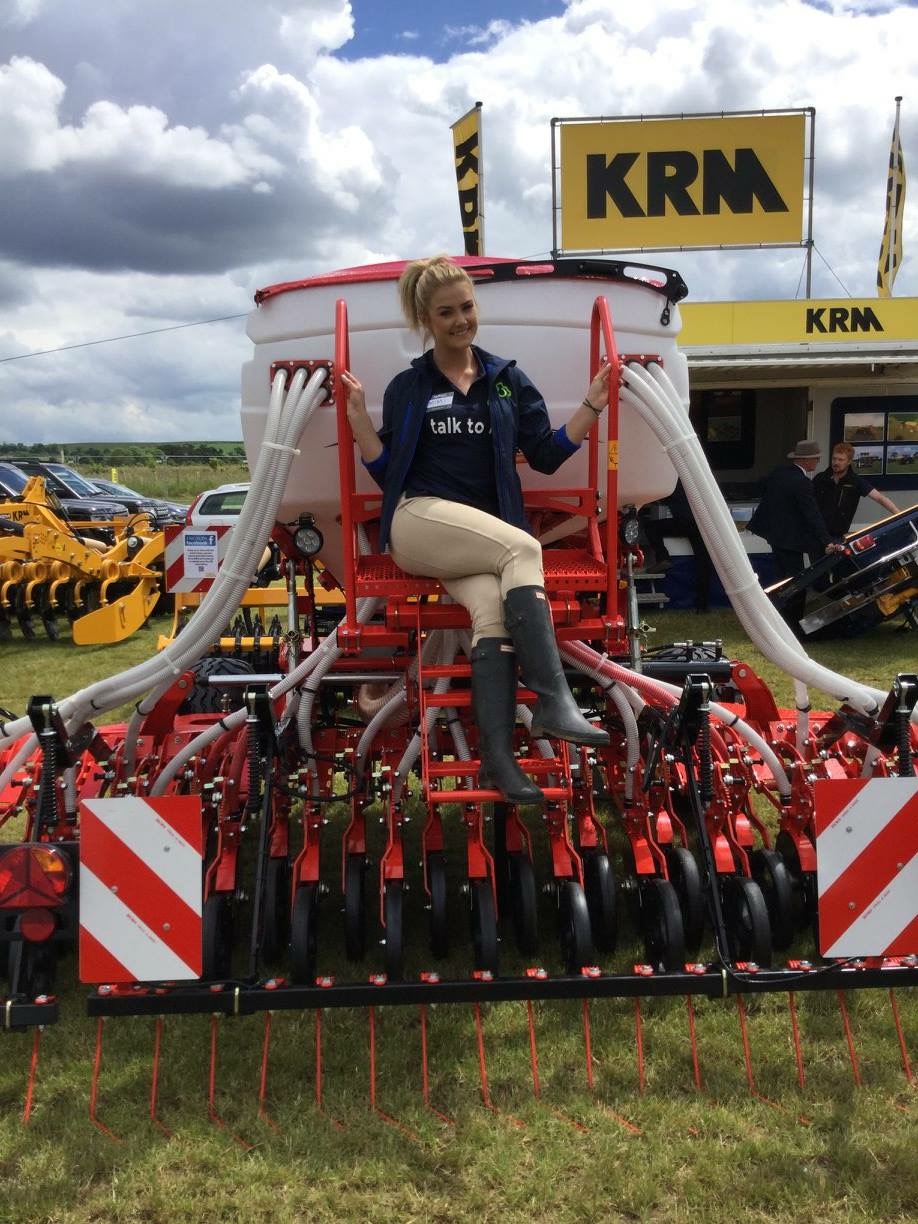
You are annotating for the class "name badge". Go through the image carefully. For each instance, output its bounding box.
[426,392,454,412]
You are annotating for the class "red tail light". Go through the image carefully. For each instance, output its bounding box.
[0,845,71,908]
[19,908,56,942]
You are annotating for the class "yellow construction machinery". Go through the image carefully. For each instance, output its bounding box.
[0,477,164,644]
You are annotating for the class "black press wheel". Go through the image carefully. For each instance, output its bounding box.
[259,856,290,962]
[382,879,404,981]
[469,879,499,975]
[178,656,255,715]
[776,830,819,931]
[720,874,773,967]
[558,880,594,974]
[289,883,319,984]
[8,938,56,999]
[344,853,368,961]
[508,852,539,956]
[582,849,618,955]
[638,877,685,972]
[427,852,450,959]
[750,847,795,951]
[202,892,234,980]
[663,845,705,957]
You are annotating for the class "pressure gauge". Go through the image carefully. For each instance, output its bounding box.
[621,514,641,547]
[293,515,323,557]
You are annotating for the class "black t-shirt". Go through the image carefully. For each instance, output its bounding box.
[403,353,499,515]
[813,466,874,536]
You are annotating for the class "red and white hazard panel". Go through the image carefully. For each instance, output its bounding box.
[815,777,918,958]
[164,524,233,593]
[79,795,203,983]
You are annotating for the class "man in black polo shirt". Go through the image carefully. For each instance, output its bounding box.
[813,441,898,538]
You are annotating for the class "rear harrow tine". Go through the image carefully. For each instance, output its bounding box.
[368,1000,420,1140]
[787,992,806,1089]
[150,1018,172,1137]
[22,1027,42,1125]
[581,997,595,1093]
[207,1015,254,1150]
[257,1012,281,1131]
[633,998,646,1094]
[685,995,703,1091]
[888,989,914,1086]
[89,1018,121,1142]
[525,999,541,1098]
[735,995,800,1117]
[836,990,863,1086]
[471,1001,524,1127]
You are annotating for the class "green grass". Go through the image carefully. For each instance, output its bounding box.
[80,463,251,504]
[0,609,915,1223]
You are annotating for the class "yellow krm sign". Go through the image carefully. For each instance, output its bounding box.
[559,113,806,251]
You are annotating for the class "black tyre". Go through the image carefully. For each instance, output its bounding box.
[558,880,594,974]
[427,852,449,959]
[508,852,539,956]
[344,853,368,961]
[751,847,795,951]
[178,657,255,715]
[664,845,705,957]
[289,883,319,984]
[720,875,773,967]
[776,830,819,930]
[383,880,404,981]
[202,893,234,980]
[638,877,686,972]
[259,856,290,962]
[583,849,618,954]
[8,938,55,999]
[469,879,499,974]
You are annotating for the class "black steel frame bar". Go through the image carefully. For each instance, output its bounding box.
[87,963,918,1019]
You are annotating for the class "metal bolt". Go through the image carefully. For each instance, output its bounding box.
[848,901,856,910]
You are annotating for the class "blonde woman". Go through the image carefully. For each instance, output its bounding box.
[341,256,610,803]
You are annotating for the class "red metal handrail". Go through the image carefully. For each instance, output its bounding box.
[334,298,359,633]
[589,295,622,612]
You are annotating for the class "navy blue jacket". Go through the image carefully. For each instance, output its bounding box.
[748,462,831,554]
[364,346,579,551]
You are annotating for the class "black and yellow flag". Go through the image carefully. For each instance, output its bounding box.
[451,103,484,255]
[877,98,906,298]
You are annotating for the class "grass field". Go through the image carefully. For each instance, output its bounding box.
[79,463,251,504]
[0,609,915,1223]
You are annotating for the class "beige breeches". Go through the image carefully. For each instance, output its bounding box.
[389,496,544,643]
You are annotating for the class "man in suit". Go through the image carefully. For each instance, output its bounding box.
[748,439,844,631]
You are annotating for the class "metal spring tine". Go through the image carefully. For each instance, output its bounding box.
[257,1012,281,1131]
[634,998,646,1093]
[888,988,915,1086]
[89,1018,121,1142]
[685,995,703,1091]
[787,992,806,1089]
[22,1027,42,1125]
[470,1000,525,1128]
[836,990,863,1086]
[368,1001,420,1140]
[150,1018,172,1137]
[207,1015,253,1150]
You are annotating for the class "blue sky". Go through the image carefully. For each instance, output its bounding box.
[343,0,567,59]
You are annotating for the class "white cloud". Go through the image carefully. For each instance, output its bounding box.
[0,0,916,443]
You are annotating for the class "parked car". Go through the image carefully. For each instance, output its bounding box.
[88,477,186,526]
[0,461,129,528]
[0,459,134,520]
[185,482,249,528]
